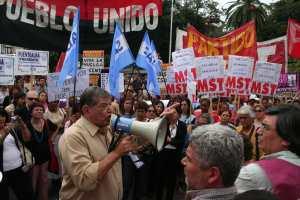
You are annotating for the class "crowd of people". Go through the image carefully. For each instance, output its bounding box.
[0,75,299,200]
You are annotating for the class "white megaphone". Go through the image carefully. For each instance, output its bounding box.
[111,114,168,151]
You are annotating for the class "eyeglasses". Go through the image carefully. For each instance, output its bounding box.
[255,110,263,112]
[28,97,38,101]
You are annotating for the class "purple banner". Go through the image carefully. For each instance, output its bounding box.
[277,73,299,93]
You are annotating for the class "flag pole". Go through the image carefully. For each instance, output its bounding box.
[168,0,174,63]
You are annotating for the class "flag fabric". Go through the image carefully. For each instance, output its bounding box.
[136,32,160,96]
[108,23,135,98]
[58,8,80,86]
[150,40,162,74]
[55,52,66,72]
[288,18,300,58]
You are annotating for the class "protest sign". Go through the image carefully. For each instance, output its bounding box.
[195,56,225,94]
[226,55,254,95]
[0,55,14,85]
[47,69,89,102]
[82,50,104,74]
[252,61,282,96]
[187,81,197,103]
[100,72,124,92]
[277,73,298,93]
[15,50,49,75]
[172,48,195,68]
[166,65,197,94]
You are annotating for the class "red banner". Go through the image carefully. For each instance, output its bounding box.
[288,18,300,59]
[5,0,162,20]
[184,21,257,59]
[257,36,288,74]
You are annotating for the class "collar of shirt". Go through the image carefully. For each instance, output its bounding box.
[186,186,237,200]
[262,150,300,166]
[78,116,100,137]
[169,121,178,138]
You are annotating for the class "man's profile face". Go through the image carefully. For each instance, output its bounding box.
[181,145,210,190]
[88,96,112,127]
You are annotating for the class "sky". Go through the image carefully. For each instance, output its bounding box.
[216,0,277,9]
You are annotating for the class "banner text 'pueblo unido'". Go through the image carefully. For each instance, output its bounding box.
[0,0,162,51]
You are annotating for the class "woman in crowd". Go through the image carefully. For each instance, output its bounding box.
[4,91,26,117]
[179,98,195,125]
[26,102,51,200]
[43,100,66,128]
[0,109,34,200]
[253,104,265,130]
[64,103,81,131]
[2,86,21,110]
[38,90,48,110]
[154,100,165,116]
[120,97,135,118]
[218,110,236,130]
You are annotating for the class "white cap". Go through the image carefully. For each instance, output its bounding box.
[249,94,260,101]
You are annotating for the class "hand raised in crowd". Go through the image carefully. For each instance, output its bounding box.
[160,102,180,118]
[114,135,139,157]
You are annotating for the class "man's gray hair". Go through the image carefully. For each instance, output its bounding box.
[190,124,244,187]
[237,105,255,118]
[80,86,111,111]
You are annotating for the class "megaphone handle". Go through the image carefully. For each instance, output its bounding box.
[108,133,122,153]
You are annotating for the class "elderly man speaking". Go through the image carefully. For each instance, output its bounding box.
[182,124,244,200]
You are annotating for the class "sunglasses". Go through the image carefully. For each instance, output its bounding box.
[255,110,263,112]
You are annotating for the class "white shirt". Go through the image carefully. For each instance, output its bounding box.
[235,151,300,193]
[165,121,178,150]
[2,134,23,172]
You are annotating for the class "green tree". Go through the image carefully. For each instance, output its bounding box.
[153,0,223,62]
[225,0,269,32]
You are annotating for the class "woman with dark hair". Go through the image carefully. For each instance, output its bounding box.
[26,102,50,200]
[38,90,48,110]
[120,97,134,118]
[0,109,34,200]
[154,100,165,116]
[179,98,195,125]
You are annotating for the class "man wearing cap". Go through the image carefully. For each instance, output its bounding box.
[235,104,300,200]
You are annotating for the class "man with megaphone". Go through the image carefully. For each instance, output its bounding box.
[58,87,171,200]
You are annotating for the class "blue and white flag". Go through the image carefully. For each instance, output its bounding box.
[58,8,80,86]
[136,32,160,96]
[108,23,135,98]
[151,40,162,74]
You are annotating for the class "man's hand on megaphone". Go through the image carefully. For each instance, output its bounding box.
[114,135,139,157]
[160,102,180,119]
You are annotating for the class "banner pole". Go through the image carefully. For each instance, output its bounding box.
[168,0,174,63]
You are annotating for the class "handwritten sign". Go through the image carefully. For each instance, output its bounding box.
[172,48,195,68]
[82,50,104,74]
[15,50,49,75]
[0,55,14,85]
[47,69,89,102]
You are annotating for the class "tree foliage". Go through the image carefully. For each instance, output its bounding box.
[225,0,270,33]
